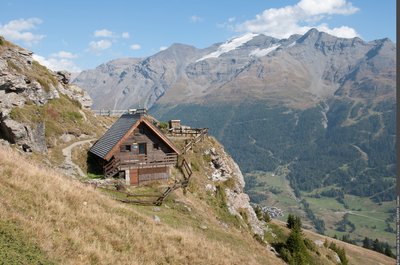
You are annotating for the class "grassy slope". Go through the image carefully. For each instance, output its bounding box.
[0,144,285,265]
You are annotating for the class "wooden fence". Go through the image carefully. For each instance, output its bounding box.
[93,109,147,117]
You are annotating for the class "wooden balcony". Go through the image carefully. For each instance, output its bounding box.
[118,153,178,168]
[104,153,177,178]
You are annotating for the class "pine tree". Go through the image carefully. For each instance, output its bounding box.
[287,214,302,230]
[384,245,395,258]
[286,228,309,265]
[362,237,371,249]
[373,238,383,253]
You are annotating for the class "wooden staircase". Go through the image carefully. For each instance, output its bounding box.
[104,157,121,178]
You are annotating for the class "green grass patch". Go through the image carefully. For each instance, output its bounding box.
[29,61,58,92]
[205,185,243,228]
[10,95,92,148]
[0,220,54,265]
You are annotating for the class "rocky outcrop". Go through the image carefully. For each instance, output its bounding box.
[205,146,264,237]
[57,84,93,109]
[0,37,93,152]
[0,118,47,152]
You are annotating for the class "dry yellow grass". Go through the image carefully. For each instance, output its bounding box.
[0,145,284,265]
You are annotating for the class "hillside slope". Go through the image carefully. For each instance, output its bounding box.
[0,142,285,265]
[0,138,395,265]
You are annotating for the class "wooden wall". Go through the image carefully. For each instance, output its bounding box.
[138,167,168,183]
[114,123,176,185]
[115,123,174,161]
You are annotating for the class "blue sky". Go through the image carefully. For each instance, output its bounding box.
[0,0,395,72]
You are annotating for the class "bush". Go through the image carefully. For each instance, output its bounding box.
[329,242,349,265]
[254,205,263,220]
[263,211,271,223]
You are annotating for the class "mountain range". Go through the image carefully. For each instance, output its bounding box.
[73,28,395,110]
[73,28,396,244]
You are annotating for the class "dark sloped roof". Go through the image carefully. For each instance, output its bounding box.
[89,113,141,159]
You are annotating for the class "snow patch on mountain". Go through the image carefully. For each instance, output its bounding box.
[249,44,280,57]
[197,33,259,62]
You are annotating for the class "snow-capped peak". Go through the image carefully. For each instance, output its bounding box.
[197,33,259,62]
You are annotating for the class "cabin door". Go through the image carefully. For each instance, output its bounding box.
[130,168,138,185]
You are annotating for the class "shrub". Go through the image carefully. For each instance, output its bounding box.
[263,211,271,223]
[329,242,349,265]
[254,205,263,220]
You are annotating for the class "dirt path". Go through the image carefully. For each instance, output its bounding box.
[62,138,96,177]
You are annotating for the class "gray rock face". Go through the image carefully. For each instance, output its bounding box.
[0,119,47,153]
[0,37,93,152]
[73,28,395,110]
[205,145,264,237]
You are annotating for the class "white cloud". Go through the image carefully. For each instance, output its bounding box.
[316,24,359,38]
[94,29,114,38]
[122,32,130,39]
[88,40,112,52]
[236,0,360,39]
[0,18,45,45]
[32,54,81,73]
[190,15,203,23]
[51,50,78,59]
[130,44,141,50]
[298,0,359,15]
[159,46,168,51]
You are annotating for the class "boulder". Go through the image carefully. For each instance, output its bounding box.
[0,119,47,153]
[57,71,71,84]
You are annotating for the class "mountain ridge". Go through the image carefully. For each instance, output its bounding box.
[73,28,395,110]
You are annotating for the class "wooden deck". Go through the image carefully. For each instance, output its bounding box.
[104,153,177,178]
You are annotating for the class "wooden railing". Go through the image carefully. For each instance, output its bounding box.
[180,158,192,182]
[93,108,147,117]
[119,153,177,167]
[182,128,208,154]
[170,127,208,137]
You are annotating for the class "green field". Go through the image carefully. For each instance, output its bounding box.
[244,171,396,250]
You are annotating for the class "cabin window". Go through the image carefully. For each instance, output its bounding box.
[153,143,159,149]
[139,143,147,154]
[124,145,131,152]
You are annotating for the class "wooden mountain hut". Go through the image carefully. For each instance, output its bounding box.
[89,109,180,186]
